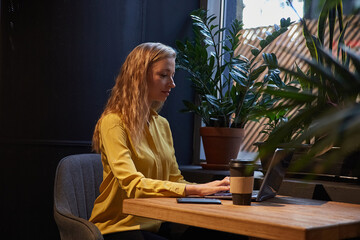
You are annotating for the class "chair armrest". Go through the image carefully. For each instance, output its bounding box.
[54,206,103,240]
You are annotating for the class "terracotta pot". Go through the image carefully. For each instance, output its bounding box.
[200,127,245,166]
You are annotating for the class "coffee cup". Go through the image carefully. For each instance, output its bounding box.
[229,159,255,205]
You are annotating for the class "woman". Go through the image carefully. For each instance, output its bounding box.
[89,42,231,240]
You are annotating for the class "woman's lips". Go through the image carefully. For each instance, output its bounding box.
[162,91,170,96]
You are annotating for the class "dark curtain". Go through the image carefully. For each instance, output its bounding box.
[0,0,198,239]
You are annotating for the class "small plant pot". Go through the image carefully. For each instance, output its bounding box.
[200,127,245,169]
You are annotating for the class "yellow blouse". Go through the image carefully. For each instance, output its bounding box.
[89,111,189,235]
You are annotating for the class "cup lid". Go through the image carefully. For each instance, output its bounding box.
[229,159,254,168]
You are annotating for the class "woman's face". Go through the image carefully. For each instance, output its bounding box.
[147,57,176,104]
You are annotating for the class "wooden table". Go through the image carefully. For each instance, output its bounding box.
[123,196,360,240]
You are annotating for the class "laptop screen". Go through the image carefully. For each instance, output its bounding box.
[256,148,294,201]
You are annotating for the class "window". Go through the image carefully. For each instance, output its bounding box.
[241,0,304,28]
[225,0,304,29]
[196,0,304,162]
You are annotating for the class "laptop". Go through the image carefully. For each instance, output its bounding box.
[205,148,294,202]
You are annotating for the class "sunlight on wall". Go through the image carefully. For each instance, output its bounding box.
[242,0,303,28]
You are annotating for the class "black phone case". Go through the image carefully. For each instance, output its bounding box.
[177,197,222,204]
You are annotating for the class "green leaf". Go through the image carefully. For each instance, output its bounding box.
[337,2,344,33]
[317,46,358,91]
[204,94,220,108]
[337,22,348,61]
[204,39,214,47]
[302,21,318,60]
[295,62,311,90]
[318,0,329,45]
[343,45,360,74]
[260,39,269,49]
[262,53,278,68]
[300,57,343,89]
[175,40,185,51]
[251,48,260,57]
[181,100,199,113]
[266,35,275,42]
[249,65,267,81]
[265,69,283,87]
[274,24,280,31]
[280,17,292,28]
[264,87,315,102]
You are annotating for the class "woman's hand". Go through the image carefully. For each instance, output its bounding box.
[185,177,230,196]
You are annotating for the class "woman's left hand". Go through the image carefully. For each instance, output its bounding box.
[185,177,230,196]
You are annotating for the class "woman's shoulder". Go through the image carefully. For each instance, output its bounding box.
[155,114,169,124]
[154,114,172,132]
[100,113,124,129]
[102,112,121,121]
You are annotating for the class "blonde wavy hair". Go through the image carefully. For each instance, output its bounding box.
[92,42,176,152]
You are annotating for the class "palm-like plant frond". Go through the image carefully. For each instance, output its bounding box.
[176,9,292,128]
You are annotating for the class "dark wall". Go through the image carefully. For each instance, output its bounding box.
[0,0,198,239]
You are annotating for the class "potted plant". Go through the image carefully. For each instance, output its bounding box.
[253,81,311,172]
[175,9,292,168]
[261,0,360,178]
[254,107,296,171]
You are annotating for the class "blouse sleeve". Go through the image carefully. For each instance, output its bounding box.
[161,119,193,184]
[100,115,187,198]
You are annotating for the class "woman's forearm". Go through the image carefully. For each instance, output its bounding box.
[185,177,230,196]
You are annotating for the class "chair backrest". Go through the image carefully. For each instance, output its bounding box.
[54,153,103,220]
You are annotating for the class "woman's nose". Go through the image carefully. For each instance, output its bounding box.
[168,78,176,88]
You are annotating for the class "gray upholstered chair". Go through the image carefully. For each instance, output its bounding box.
[54,153,104,240]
